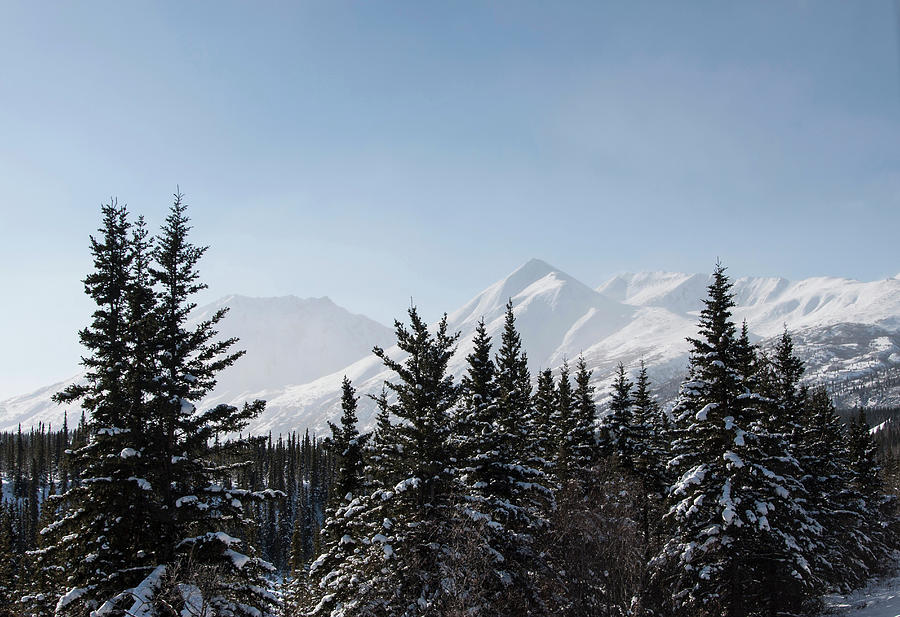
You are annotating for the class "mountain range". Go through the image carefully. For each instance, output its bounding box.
[2,259,899,435]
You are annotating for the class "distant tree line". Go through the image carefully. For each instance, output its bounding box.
[0,197,895,617]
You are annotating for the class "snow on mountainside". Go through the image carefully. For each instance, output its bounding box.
[0,295,394,432]
[233,261,900,436]
[193,295,394,395]
[3,260,900,435]
[244,259,637,435]
[597,270,900,406]
[598,271,900,335]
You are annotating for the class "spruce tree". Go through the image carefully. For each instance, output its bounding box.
[32,194,277,616]
[0,506,17,617]
[553,360,576,481]
[143,193,276,616]
[453,314,545,613]
[570,356,597,471]
[651,263,819,617]
[630,360,664,489]
[798,389,883,591]
[494,300,533,455]
[32,200,159,616]
[605,363,633,465]
[455,318,500,504]
[367,308,461,612]
[491,301,548,529]
[751,328,824,614]
[529,368,558,474]
[329,376,367,504]
[296,378,379,616]
[849,409,884,499]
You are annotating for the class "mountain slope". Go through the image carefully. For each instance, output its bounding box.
[4,261,900,435]
[243,259,637,434]
[596,270,900,405]
[0,295,394,432]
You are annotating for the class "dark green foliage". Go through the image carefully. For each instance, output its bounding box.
[529,368,558,471]
[35,200,159,616]
[630,360,665,489]
[329,376,368,505]
[849,409,884,499]
[495,300,533,452]
[0,506,18,616]
[570,356,597,471]
[455,318,500,498]
[605,363,633,465]
[651,264,822,617]
[25,195,276,617]
[553,360,575,481]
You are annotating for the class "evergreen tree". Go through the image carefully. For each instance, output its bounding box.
[605,363,633,465]
[799,389,885,591]
[752,329,824,614]
[453,313,545,613]
[849,409,884,500]
[143,193,277,616]
[31,195,277,616]
[491,301,549,528]
[494,300,533,455]
[329,376,367,504]
[651,263,820,617]
[570,356,597,471]
[0,506,17,617]
[529,368,558,473]
[295,378,378,616]
[553,360,576,481]
[367,308,460,613]
[630,360,664,489]
[454,318,499,502]
[33,200,158,616]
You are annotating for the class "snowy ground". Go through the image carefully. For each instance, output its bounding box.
[824,573,900,616]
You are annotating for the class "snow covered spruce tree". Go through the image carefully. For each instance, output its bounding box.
[750,328,824,614]
[529,368,558,477]
[799,389,892,590]
[304,308,464,615]
[605,363,634,466]
[28,200,162,617]
[140,193,278,616]
[293,377,380,616]
[490,302,551,547]
[570,356,598,472]
[329,377,368,505]
[551,360,576,482]
[650,263,820,617]
[630,360,666,491]
[31,195,278,617]
[846,408,895,570]
[452,311,549,613]
[454,319,500,502]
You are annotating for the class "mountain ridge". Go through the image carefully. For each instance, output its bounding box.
[3,259,899,434]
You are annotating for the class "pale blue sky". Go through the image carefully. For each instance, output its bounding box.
[2,1,899,398]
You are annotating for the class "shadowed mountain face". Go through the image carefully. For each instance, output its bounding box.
[3,261,900,434]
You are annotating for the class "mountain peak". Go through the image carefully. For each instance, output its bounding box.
[511,257,564,280]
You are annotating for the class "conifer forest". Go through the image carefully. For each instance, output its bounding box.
[1,197,898,617]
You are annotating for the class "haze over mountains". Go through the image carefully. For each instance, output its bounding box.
[2,259,899,435]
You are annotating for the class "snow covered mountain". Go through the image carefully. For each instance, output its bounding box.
[596,270,900,405]
[3,260,899,435]
[0,295,394,432]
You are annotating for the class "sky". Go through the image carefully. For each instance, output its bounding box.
[1,1,899,398]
